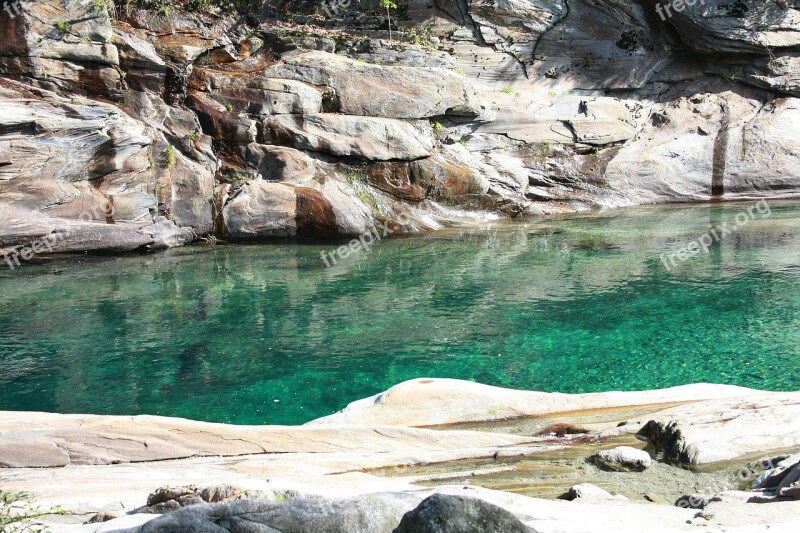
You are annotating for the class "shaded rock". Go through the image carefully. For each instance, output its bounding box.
[637,396,800,465]
[87,511,121,523]
[592,446,651,472]
[393,493,532,533]
[242,144,317,182]
[114,23,167,94]
[127,493,420,533]
[675,493,713,510]
[702,52,800,97]
[664,1,800,54]
[754,453,800,498]
[263,114,434,161]
[186,90,257,143]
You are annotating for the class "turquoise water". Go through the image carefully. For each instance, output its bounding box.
[0,201,798,425]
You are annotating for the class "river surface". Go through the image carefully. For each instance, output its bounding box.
[1,201,798,424]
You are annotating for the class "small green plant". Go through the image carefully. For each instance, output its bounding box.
[187,130,198,141]
[343,171,367,186]
[71,99,83,106]
[499,86,514,94]
[548,90,558,97]
[381,0,398,43]
[592,146,602,154]
[164,145,176,169]
[225,102,234,112]
[458,139,467,147]
[55,21,71,33]
[93,0,107,13]
[1,490,65,532]
[431,121,445,132]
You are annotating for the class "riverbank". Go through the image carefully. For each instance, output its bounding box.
[2,378,799,531]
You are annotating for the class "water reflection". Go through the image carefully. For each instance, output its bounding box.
[0,201,798,424]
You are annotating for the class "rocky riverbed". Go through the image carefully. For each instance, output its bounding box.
[2,378,800,531]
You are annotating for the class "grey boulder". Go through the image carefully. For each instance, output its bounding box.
[127,492,421,533]
[393,493,533,533]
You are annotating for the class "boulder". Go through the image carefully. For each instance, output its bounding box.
[559,483,626,501]
[126,493,421,533]
[592,447,652,472]
[140,484,270,514]
[393,493,532,533]
[675,494,713,510]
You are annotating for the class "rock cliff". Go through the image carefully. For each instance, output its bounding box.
[1,0,799,252]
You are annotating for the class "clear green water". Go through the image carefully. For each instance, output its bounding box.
[1,201,798,425]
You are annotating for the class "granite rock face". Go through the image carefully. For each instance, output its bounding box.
[1,0,799,254]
